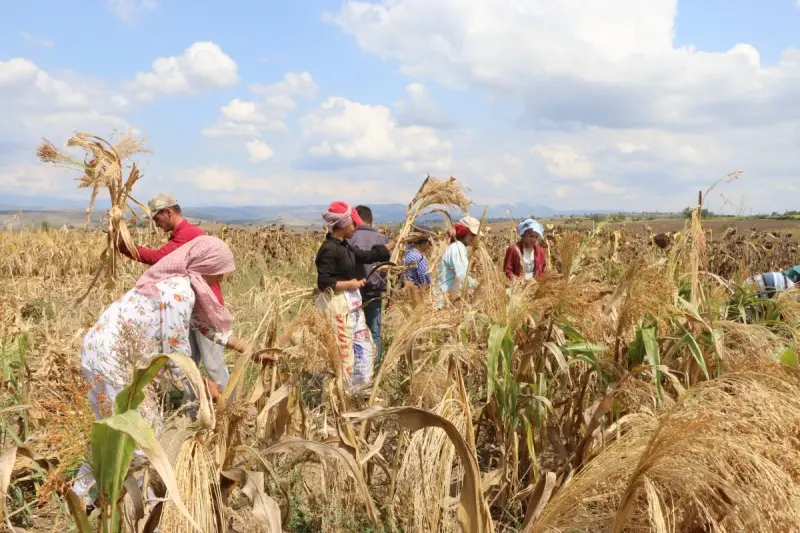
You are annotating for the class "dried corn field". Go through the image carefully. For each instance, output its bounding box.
[1,198,800,533]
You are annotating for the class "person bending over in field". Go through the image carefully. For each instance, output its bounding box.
[315,201,395,392]
[72,236,269,507]
[118,193,230,395]
[745,270,797,300]
[504,218,547,281]
[436,216,482,308]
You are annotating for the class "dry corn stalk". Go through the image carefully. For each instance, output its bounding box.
[390,175,472,265]
[37,130,150,301]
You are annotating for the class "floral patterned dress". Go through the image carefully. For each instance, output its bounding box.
[73,275,231,503]
[80,275,230,420]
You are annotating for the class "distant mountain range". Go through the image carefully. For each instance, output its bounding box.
[180,203,575,226]
[1,193,620,227]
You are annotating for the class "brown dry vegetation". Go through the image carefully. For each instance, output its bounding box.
[1,180,800,532]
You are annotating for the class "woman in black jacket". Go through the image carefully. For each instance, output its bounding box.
[315,201,395,392]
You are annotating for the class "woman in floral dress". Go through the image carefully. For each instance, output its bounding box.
[73,235,252,503]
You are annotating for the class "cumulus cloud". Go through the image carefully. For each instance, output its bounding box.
[394,82,454,129]
[328,0,800,212]
[0,58,130,174]
[298,96,452,171]
[329,0,800,130]
[530,144,594,180]
[251,71,319,102]
[202,71,318,139]
[172,165,417,206]
[108,0,158,25]
[246,139,275,163]
[128,42,238,100]
[0,163,65,195]
[174,166,275,193]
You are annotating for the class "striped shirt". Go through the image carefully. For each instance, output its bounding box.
[403,245,431,286]
[746,272,795,299]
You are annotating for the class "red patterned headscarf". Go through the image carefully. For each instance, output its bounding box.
[322,201,365,231]
[135,236,235,332]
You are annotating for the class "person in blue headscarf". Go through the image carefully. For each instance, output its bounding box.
[503,218,547,280]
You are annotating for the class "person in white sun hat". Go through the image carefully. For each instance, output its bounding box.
[436,215,484,308]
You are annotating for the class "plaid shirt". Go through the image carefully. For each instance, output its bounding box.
[403,245,431,286]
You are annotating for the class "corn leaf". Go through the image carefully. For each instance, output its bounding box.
[681,328,710,380]
[641,327,664,406]
[255,438,379,526]
[487,325,509,402]
[98,410,202,532]
[64,488,93,533]
[342,405,494,533]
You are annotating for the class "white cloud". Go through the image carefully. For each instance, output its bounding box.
[394,82,454,129]
[19,31,54,48]
[554,186,570,198]
[246,139,275,163]
[251,71,319,101]
[174,166,275,193]
[588,180,625,195]
[221,99,267,124]
[171,165,417,206]
[490,171,508,185]
[329,1,800,131]
[327,0,800,212]
[108,0,158,25]
[202,71,318,139]
[530,144,594,180]
[129,42,238,100]
[299,96,452,171]
[0,163,64,194]
[0,58,130,165]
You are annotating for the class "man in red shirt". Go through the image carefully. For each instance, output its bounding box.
[120,193,229,392]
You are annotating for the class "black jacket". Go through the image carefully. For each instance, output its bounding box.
[315,234,390,293]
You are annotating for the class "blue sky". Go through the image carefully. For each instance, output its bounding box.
[2,0,800,214]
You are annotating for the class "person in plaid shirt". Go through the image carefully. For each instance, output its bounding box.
[403,229,432,287]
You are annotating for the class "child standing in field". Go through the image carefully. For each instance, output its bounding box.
[315,202,395,392]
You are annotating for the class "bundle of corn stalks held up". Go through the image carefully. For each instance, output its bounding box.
[36,130,151,302]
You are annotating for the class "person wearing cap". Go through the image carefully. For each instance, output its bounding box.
[315,201,396,392]
[504,218,547,281]
[347,205,390,365]
[118,193,230,392]
[402,225,433,288]
[436,216,482,308]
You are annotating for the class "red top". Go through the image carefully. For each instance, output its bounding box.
[120,219,224,304]
[503,242,547,280]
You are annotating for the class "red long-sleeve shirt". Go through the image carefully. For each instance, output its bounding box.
[120,219,224,304]
[503,242,547,280]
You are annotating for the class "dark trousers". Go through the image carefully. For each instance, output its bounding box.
[362,298,383,368]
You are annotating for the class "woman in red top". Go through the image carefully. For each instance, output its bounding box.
[504,219,547,280]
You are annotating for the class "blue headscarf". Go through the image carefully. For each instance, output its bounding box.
[518,218,544,237]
